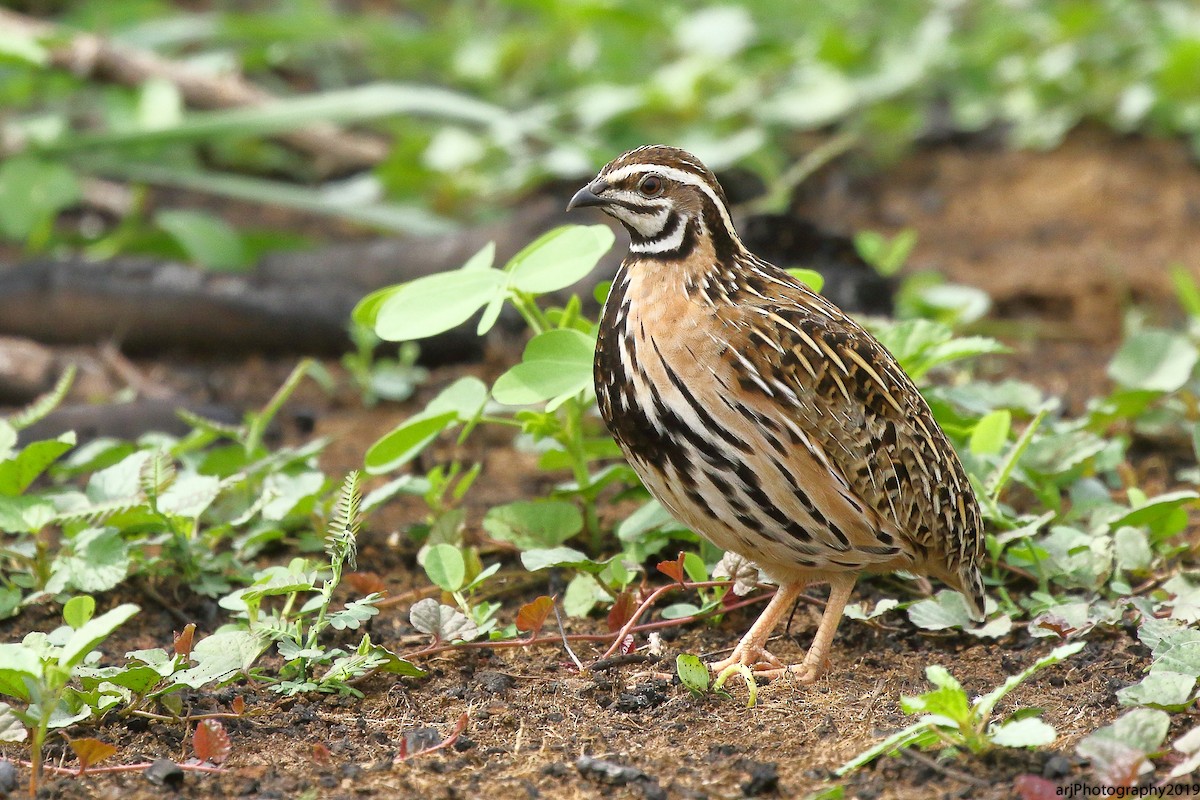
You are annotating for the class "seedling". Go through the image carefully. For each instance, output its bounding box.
[837,642,1083,775]
[0,597,139,794]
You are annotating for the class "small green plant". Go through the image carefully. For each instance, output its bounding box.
[676,653,758,708]
[837,642,1083,775]
[0,597,139,794]
[227,472,424,695]
[342,326,427,407]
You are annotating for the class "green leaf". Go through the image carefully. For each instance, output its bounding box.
[0,156,80,241]
[989,717,1057,748]
[1112,490,1199,534]
[506,225,615,293]
[1117,671,1196,710]
[423,544,466,592]
[969,410,1011,456]
[357,639,426,678]
[492,329,596,409]
[158,474,222,519]
[520,546,591,572]
[156,209,248,271]
[52,527,129,597]
[364,411,457,473]
[63,596,96,629]
[1108,329,1199,392]
[1150,630,1200,677]
[901,665,970,723]
[375,268,507,341]
[563,574,604,618]
[676,654,710,695]
[365,377,488,473]
[1077,708,1171,762]
[0,644,42,702]
[785,268,825,293]
[974,642,1085,721]
[482,500,583,549]
[1113,527,1153,574]
[0,495,56,534]
[173,629,269,689]
[0,433,75,496]
[907,590,975,631]
[59,603,140,669]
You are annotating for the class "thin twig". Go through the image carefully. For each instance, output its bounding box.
[553,604,585,672]
[0,9,388,174]
[599,579,738,661]
[13,758,226,777]
[898,748,988,787]
[396,587,770,663]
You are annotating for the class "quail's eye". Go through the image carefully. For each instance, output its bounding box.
[638,174,664,197]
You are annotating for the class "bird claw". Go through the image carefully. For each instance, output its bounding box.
[709,646,785,678]
[709,647,823,683]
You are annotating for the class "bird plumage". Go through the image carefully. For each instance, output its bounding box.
[570,145,985,680]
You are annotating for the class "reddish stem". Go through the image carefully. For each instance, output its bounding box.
[397,580,772,666]
[394,713,468,765]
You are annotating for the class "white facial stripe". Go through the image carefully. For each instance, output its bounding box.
[603,162,738,241]
[630,215,687,253]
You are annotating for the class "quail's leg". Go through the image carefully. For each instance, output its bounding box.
[709,581,804,675]
[711,576,857,683]
[764,574,857,683]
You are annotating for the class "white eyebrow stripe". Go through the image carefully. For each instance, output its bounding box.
[603,163,739,242]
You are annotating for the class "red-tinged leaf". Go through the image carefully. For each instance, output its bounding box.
[311,742,332,766]
[656,553,686,585]
[345,571,388,596]
[1034,615,1077,639]
[607,590,637,633]
[230,696,245,715]
[516,595,555,635]
[69,738,117,771]
[193,719,232,765]
[619,634,635,655]
[173,623,196,659]
[1014,775,1060,800]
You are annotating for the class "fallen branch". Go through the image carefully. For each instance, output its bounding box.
[0,9,387,175]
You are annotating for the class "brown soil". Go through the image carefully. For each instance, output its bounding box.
[4,128,1199,800]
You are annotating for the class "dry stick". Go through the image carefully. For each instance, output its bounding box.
[898,748,989,788]
[0,9,388,175]
[14,759,226,777]
[552,604,585,672]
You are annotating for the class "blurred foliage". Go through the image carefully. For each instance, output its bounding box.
[3,0,1200,260]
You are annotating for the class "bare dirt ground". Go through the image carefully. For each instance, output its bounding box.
[5,128,1199,799]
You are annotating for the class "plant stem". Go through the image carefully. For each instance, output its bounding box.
[562,400,601,549]
[509,292,550,335]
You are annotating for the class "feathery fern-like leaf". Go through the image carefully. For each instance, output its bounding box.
[6,365,76,431]
[326,471,362,571]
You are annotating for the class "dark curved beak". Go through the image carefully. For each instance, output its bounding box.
[566,179,610,212]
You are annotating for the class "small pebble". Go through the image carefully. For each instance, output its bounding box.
[0,760,17,794]
[144,758,184,788]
